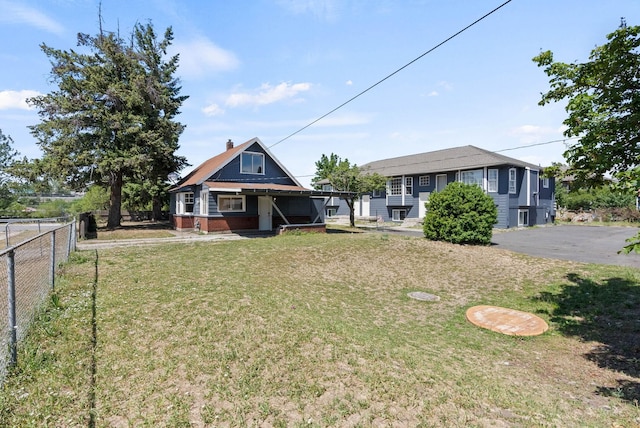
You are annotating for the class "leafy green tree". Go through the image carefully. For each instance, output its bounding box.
[28,21,187,228]
[423,182,497,245]
[312,153,387,227]
[533,20,640,253]
[70,185,110,214]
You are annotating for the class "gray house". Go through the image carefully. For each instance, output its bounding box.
[325,145,555,228]
[169,138,348,233]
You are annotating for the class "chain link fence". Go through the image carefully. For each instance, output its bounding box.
[0,222,76,383]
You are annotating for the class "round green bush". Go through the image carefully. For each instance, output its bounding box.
[423,182,497,245]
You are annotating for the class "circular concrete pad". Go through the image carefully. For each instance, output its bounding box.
[408,291,440,302]
[466,305,548,336]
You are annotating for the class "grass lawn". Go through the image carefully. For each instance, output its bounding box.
[0,232,638,427]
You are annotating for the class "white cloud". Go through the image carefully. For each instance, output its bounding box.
[0,1,64,35]
[427,91,439,97]
[171,37,239,79]
[225,82,312,107]
[0,90,41,110]
[202,103,225,117]
[345,80,353,86]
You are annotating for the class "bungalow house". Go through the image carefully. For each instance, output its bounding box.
[169,137,349,233]
[325,145,555,228]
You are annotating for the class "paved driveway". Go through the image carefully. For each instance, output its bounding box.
[491,225,640,268]
[378,224,640,268]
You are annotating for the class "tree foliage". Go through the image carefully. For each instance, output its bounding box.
[533,20,640,253]
[28,20,188,228]
[533,21,640,189]
[312,153,387,227]
[0,129,19,210]
[423,182,497,245]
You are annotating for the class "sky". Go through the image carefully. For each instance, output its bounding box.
[1,0,640,188]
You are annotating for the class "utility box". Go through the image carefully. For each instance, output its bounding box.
[78,212,97,239]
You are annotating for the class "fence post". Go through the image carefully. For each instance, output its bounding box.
[68,221,74,256]
[6,249,17,367]
[50,230,56,291]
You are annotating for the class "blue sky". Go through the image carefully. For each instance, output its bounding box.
[1,0,639,188]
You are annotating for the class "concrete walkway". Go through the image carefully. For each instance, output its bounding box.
[76,230,263,250]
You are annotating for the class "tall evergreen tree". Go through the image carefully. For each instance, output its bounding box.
[29,21,187,228]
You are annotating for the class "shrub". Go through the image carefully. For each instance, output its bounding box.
[423,182,497,245]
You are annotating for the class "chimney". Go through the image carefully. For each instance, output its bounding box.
[226,139,234,151]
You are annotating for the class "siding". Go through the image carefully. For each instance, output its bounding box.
[214,142,297,186]
[490,193,509,229]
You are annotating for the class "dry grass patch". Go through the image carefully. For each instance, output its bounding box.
[94,221,175,241]
[0,232,638,427]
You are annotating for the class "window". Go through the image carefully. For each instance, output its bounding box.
[488,169,498,193]
[176,192,194,214]
[218,195,246,212]
[461,169,483,187]
[509,168,517,194]
[518,209,529,227]
[372,189,381,197]
[388,177,402,196]
[419,175,430,187]
[322,183,333,191]
[392,209,406,221]
[542,177,549,188]
[326,208,337,217]
[199,190,209,215]
[241,152,264,174]
[405,177,413,195]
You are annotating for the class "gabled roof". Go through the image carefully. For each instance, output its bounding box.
[361,145,542,177]
[171,137,303,191]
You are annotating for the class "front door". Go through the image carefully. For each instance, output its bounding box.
[361,195,370,217]
[419,192,430,218]
[258,196,272,231]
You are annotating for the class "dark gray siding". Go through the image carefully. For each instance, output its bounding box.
[490,193,509,229]
[213,142,297,186]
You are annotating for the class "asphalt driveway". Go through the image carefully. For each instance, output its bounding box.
[379,224,640,268]
[491,225,640,268]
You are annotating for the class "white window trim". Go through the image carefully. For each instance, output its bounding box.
[419,175,430,187]
[508,168,517,194]
[405,177,413,195]
[176,192,194,214]
[217,195,246,212]
[542,177,549,188]
[199,189,209,215]
[460,169,483,187]
[488,169,498,193]
[518,209,529,227]
[392,209,406,222]
[240,151,265,175]
[388,177,402,196]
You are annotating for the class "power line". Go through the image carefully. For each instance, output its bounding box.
[495,137,578,153]
[268,0,514,149]
[291,136,575,180]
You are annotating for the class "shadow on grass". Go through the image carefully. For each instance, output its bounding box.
[535,273,640,404]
